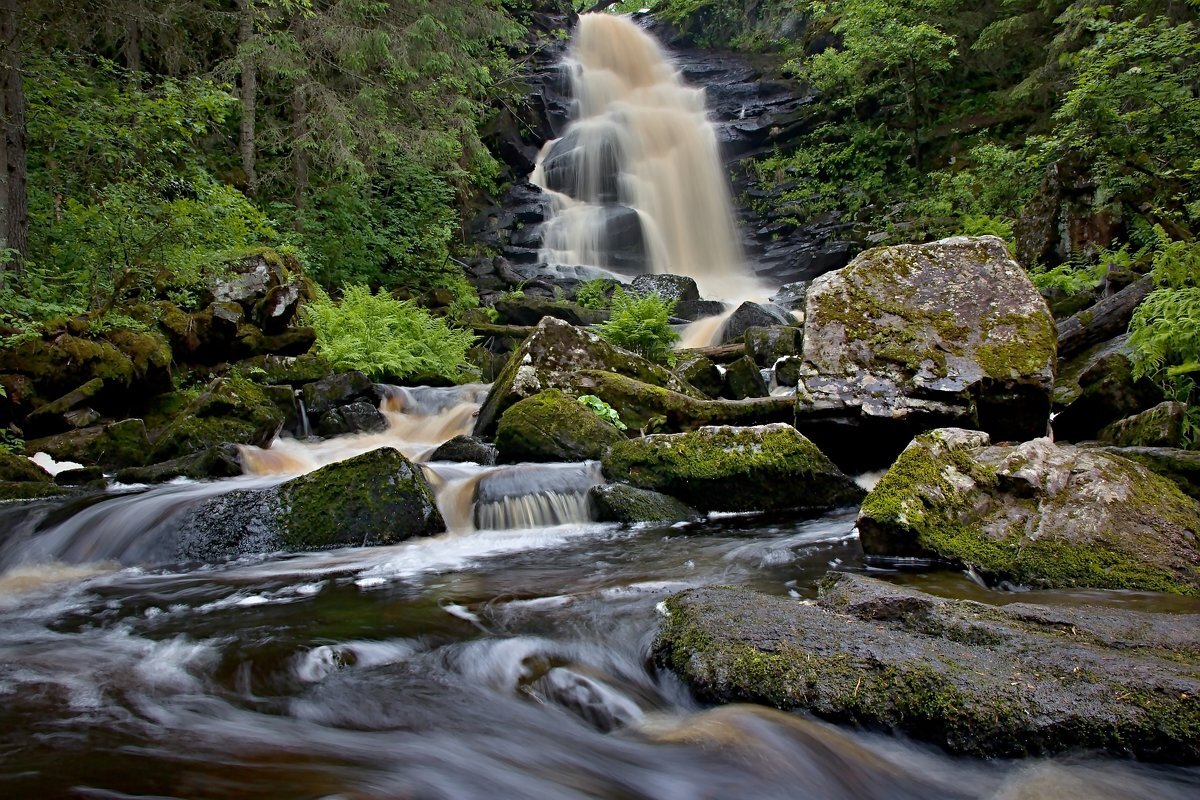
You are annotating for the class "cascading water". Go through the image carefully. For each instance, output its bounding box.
[532,14,763,301]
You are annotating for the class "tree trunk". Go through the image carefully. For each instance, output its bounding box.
[237,0,257,196]
[291,83,307,227]
[0,0,27,273]
[124,16,141,75]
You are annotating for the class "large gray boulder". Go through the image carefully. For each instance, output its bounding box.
[858,428,1200,595]
[172,447,444,561]
[799,236,1056,443]
[655,573,1200,760]
[601,424,863,513]
[473,317,702,436]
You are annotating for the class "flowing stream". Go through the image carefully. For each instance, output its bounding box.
[1,385,1198,798]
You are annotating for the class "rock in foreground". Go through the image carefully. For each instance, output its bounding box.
[858,429,1200,595]
[655,573,1200,761]
[602,424,863,513]
[173,447,443,561]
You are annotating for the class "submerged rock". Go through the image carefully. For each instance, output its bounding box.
[858,429,1200,594]
[654,573,1200,761]
[800,236,1056,443]
[495,389,624,463]
[589,483,702,524]
[173,447,444,561]
[473,317,701,436]
[602,424,863,513]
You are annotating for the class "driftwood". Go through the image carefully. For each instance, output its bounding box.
[1056,275,1153,361]
[677,342,746,363]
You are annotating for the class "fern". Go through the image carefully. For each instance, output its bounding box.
[597,288,679,365]
[302,285,477,382]
[574,279,614,310]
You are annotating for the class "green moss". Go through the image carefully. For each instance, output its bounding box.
[494,388,623,462]
[0,481,70,501]
[976,311,1057,379]
[0,452,53,482]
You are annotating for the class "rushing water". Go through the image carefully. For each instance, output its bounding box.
[1,385,1199,797]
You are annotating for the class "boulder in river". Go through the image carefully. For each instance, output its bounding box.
[0,451,68,501]
[858,428,1200,595]
[173,447,444,561]
[602,423,863,513]
[589,483,702,524]
[800,236,1056,443]
[495,389,625,462]
[429,435,498,465]
[654,573,1200,761]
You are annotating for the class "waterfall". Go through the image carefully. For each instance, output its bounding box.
[532,14,757,300]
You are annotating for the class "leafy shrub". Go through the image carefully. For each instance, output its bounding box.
[597,288,679,365]
[1129,240,1200,391]
[302,285,477,382]
[577,394,627,431]
[574,279,614,310]
[1028,259,1106,296]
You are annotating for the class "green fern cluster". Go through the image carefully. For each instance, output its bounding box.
[302,285,477,382]
[574,279,614,310]
[597,288,679,365]
[1129,240,1200,387]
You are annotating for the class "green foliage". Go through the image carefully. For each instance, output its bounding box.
[597,288,679,365]
[0,431,25,456]
[1129,240,1200,395]
[575,279,614,310]
[1028,260,1105,296]
[302,285,477,382]
[577,394,628,431]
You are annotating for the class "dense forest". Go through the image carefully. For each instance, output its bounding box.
[0,0,1198,441]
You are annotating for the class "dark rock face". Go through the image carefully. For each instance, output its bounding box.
[589,483,701,524]
[429,435,498,465]
[314,401,387,438]
[720,301,795,344]
[1053,335,1163,443]
[673,353,723,399]
[674,299,728,322]
[495,389,624,463]
[173,447,444,561]
[655,573,1200,761]
[473,317,701,436]
[800,236,1056,446]
[601,423,863,513]
[858,428,1200,595]
[493,298,608,328]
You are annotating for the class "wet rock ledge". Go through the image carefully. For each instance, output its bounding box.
[654,573,1200,762]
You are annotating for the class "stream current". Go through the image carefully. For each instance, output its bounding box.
[0,384,1198,799]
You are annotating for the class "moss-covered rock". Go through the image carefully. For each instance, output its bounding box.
[235,352,332,386]
[744,325,802,368]
[589,483,701,524]
[858,428,1200,594]
[172,447,444,561]
[1098,401,1186,448]
[0,480,71,501]
[0,452,53,482]
[0,328,171,403]
[654,574,1200,761]
[493,297,609,327]
[113,443,244,485]
[473,317,703,436]
[495,389,624,463]
[801,236,1056,442]
[150,377,284,462]
[723,355,769,399]
[22,377,106,437]
[25,418,152,469]
[673,353,723,399]
[602,424,863,513]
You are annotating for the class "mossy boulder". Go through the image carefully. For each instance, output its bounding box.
[25,418,152,469]
[0,452,53,483]
[744,326,802,368]
[1098,401,1187,448]
[113,443,244,485]
[801,236,1056,442]
[858,428,1200,594]
[673,353,723,399]
[723,356,769,400]
[0,329,172,404]
[495,389,624,463]
[0,481,71,501]
[601,424,863,514]
[150,377,285,462]
[473,317,702,437]
[1086,445,1200,502]
[172,447,444,561]
[589,483,701,524]
[235,353,332,386]
[720,301,794,344]
[655,573,1200,761]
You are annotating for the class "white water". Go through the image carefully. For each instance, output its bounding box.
[532,14,768,304]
